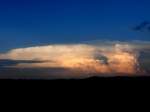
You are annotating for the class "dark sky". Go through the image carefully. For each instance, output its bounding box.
[0,0,150,52]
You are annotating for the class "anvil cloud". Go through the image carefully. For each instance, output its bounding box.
[1,40,147,78]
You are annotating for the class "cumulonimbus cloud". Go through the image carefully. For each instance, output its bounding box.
[1,40,148,76]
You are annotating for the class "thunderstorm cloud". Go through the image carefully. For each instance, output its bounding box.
[0,40,150,79]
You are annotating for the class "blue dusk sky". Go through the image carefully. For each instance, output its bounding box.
[0,0,150,52]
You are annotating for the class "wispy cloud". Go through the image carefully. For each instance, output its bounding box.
[133,21,150,32]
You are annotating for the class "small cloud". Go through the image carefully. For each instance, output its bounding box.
[133,21,150,32]
[0,59,46,68]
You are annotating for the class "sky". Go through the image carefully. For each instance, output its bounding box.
[0,0,150,52]
[0,0,150,79]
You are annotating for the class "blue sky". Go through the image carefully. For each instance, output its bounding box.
[0,0,150,52]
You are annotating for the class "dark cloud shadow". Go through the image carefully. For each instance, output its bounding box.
[0,59,50,68]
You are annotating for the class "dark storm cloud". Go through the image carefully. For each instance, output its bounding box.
[0,40,150,79]
[0,59,46,68]
[0,67,72,79]
[134,21,150,32]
